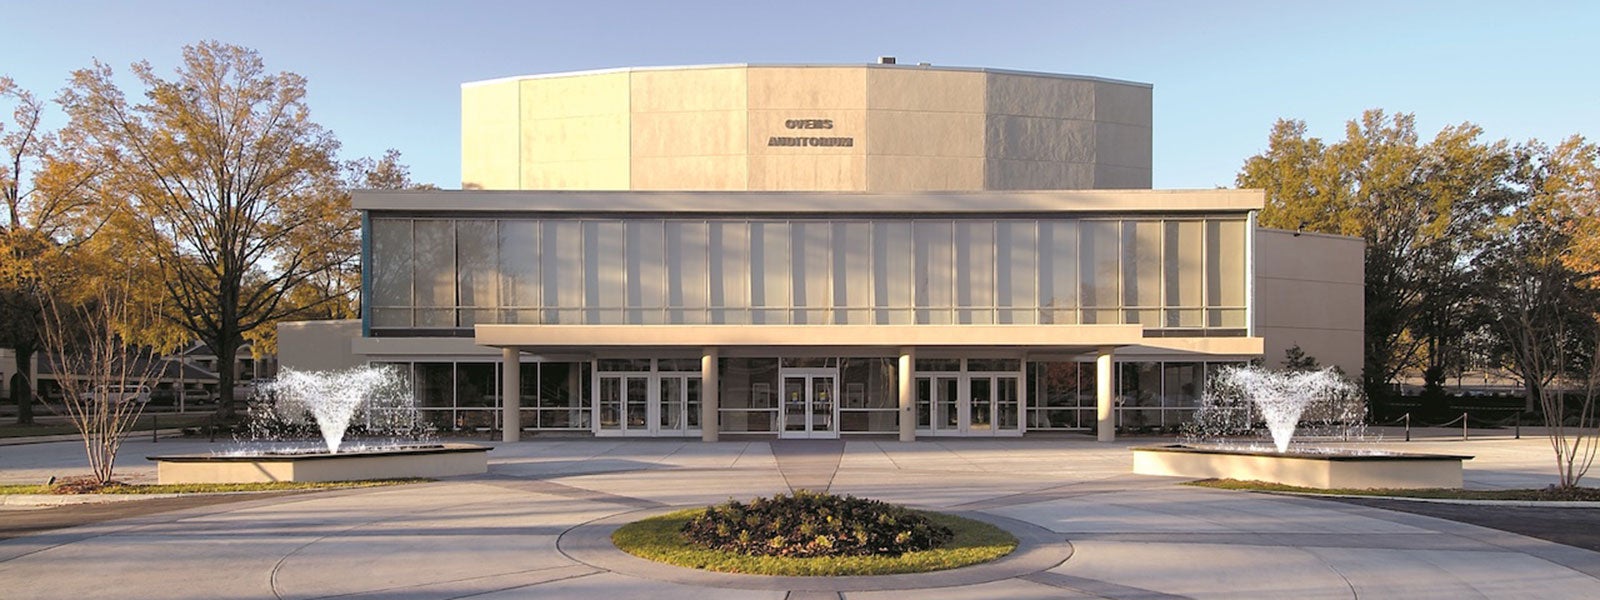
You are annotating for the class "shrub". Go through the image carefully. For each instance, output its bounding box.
[681,491,953,558]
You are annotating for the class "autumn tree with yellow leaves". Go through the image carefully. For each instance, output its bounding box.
[58,41,364,419]
[1238,110,1508,406]
[1,76,103,424]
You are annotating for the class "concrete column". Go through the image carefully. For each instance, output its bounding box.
[1097,347,1115,442]
[701,347,720,442]
[502,347,521,443]
[898,348,916,442]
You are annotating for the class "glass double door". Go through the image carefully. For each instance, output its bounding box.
[597,374,700,436]
[920,374,1022,436]
[781,369,838,439]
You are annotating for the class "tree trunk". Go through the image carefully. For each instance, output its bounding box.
[212,337,243,421]
[12,346,35,425]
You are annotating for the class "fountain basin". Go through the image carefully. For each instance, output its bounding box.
[149,443,490,484]
[1132,445,1472,489]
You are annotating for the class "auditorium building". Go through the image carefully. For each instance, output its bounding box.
[279,62,1363,442]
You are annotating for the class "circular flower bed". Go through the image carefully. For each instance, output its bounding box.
[611,491,1017,576]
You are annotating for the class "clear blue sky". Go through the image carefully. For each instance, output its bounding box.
[7,0,1596,190]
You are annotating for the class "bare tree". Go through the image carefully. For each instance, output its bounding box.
[37,279,163,486]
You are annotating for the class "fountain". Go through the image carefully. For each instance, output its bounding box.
[149,366,489,484]
[1132,365,1470,489]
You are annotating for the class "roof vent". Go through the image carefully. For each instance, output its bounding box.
[878,56,896,65]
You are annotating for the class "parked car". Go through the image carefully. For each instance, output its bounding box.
[84,385,153,405]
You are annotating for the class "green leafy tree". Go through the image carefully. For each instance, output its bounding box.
[1239,110,1509,406]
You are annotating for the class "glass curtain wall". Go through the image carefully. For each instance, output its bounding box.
[368,216,1249,332]
[1024,360,1248,432]
[370,361,590,432]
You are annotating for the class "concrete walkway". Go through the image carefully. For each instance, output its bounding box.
[2,435,1598,598]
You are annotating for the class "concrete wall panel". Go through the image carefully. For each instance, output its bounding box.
[865,110,985,158]
[277,320,363,371]
[984,159,1094,190]
[1255,229,1365,376]
[1092,164,1153,189]
[630,110,746,158]
[866,68,985,112]
[632,156,748,190]
[519,73,630,118]
[986,73,1095,119]
[1094,122,1153,170]
[460,81,521,189]
[630,67,746,112]
[747,67,867,109]
[1092,81,1155,127]
[747,154,865,191]
[986,115,1096,164]
[866,156,985,191]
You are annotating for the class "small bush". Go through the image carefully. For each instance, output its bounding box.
[681,491,953,558]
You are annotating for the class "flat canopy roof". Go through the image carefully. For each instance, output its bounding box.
[355,189,1264,215]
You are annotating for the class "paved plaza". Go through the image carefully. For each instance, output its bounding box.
[2,432,1598,598]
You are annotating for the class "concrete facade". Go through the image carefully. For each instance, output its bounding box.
[462,64,1152,192]
[277,319,364,371]
[1254,229,1365,375]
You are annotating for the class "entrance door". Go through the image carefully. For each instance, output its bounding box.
[597,374,649,435]
[917,376,960,434]
[657,376,702,435]
[781,369,838,439]
[964,374,1022,436]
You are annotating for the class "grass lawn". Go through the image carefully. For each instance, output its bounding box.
[0,479,429,495]
[0,413,215,439]
[612,508,1017,576]
[1186,478,1600,501]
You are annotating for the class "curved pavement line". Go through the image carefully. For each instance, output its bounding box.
[1273,493,1600,581]
[555,506,1072,592]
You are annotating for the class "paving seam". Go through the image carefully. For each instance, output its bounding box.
[1255,492,1600,581]
[467,477,666,509]
[1018,571,1193,600]
[290,564,602,600]
[0,483,413,564]
[268,487,561,600]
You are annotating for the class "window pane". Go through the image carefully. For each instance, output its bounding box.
[708,221,750,323]
[955,221,994,324]
[915,221,953,324]
[751,221,790,324]
[1163,362,1202,408]
[996,221,1036,324]
[413,220,455,310]
[1039,220,1078,324]
[665,221,709,324]
[1122,220,1161,312]
[1080,221,1120,321]
[543,221,583,322]
[371,219,412,320]
[457,221,498,328]
[626,220,665,323]
[791,222,830,322]
[873,221,913,324]
[1165,220,1204,327]
[834,222,872,323]
[1207,219,1247,308]
[585,221,625,324]
[498,220,539,313]
[455,362,498,408]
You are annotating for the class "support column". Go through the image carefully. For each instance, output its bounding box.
[898,348,916,442]
[701,347,720,442]
[1097,347,1115,442]
[502,347,521,443]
